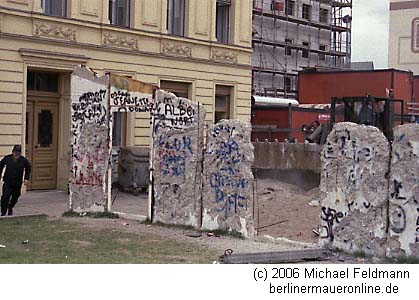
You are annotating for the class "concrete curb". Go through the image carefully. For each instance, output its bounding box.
[0,213,46,219]
[255,234,317,249]
[113,211,147,222]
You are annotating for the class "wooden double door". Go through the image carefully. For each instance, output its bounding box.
[25,98,59,190]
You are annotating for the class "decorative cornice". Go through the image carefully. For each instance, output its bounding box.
[33,22,76,41]
[103,33,138,49]
[0,31,251,69]
[18,48,89,69]
[211,49,238,64]
[161,41,192,57]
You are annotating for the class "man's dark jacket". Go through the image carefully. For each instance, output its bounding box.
[0,154,31,185]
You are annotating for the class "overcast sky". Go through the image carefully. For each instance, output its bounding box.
[352,0,389,68]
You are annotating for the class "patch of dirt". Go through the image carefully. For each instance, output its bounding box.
[116,238,131,243]
[255,178,320,243]
[59,217,373,264]
[70,240,93,247]
[57,176,322,256]
[61,217,314,257]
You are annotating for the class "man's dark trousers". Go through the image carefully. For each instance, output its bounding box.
[1,182,21,215]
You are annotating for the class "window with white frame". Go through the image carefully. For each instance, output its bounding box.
[216,0,231,44]
[42,0,67,17]
[109,0,131,27]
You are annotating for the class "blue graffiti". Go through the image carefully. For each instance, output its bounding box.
[159,135,193,155]
[215,139,242,164]
[158,135,194,177]
[212,124,236,138]
[208,132,249,218]
[210,173,247,189]
[214,188,246,218]
[161,152,185,176]
[220,166,239,175]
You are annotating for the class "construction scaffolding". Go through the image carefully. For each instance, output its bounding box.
[252,0,352,99]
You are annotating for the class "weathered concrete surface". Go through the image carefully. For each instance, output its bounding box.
[202,120,255,237]
[253,142,321,173]
[70,66,110,212]
[388,124,419,257]
[70,124,109,211]
[152,90,205,227]
[319,122,389,256]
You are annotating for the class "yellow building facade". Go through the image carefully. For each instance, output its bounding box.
[0,0,253,190]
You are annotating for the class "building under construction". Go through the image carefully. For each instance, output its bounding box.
[252,0,352,99]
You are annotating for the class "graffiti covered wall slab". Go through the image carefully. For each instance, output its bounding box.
[70,66,110,212]
[202,120,255,237]
[319,122,389,255]
[388,124,419,257]
[109,74,155,114]
[152,90,206,227]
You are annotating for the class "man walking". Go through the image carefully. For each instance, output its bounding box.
[0,145,31,216]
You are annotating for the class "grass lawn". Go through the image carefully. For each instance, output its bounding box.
[0,215,218,264]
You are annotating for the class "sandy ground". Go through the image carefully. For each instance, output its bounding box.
[60,217,371,263]
[255,178,321,243]
[11,178,322,246]
[7,188,372,263]
[63,216,314,257]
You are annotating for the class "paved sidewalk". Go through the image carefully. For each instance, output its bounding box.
[2,189,148,218]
